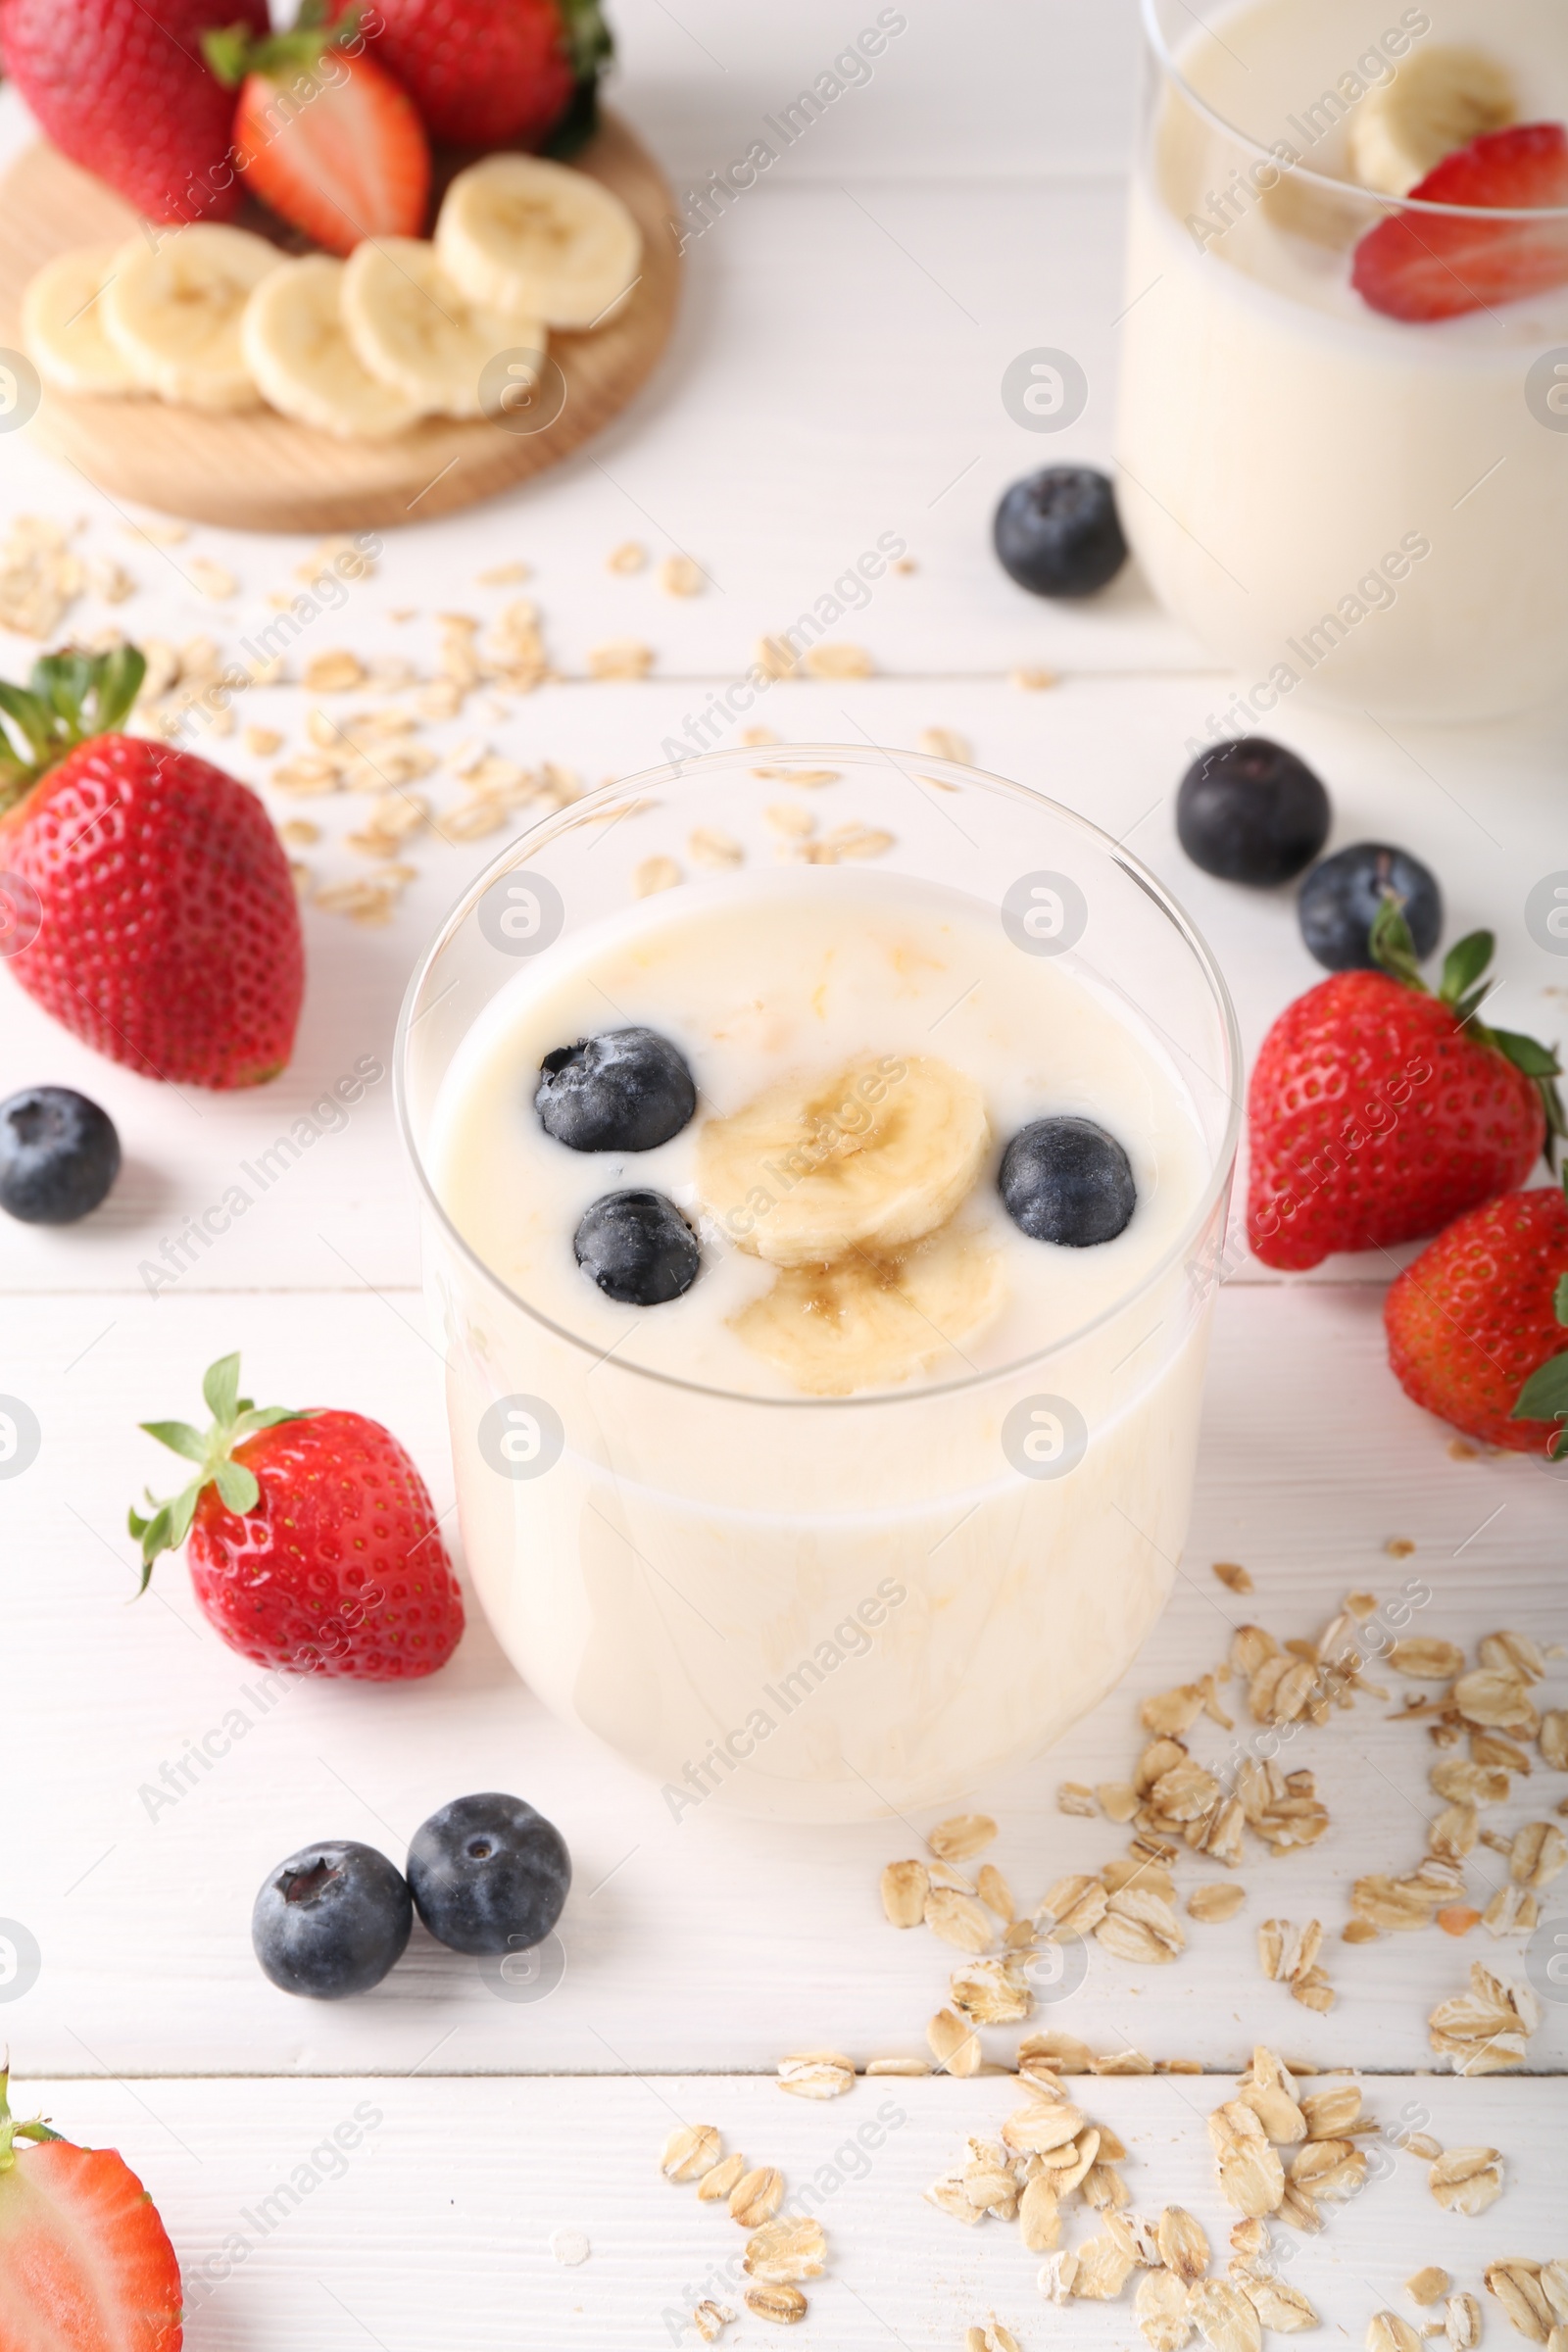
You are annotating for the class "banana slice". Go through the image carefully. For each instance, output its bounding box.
[242,256,425,440]
[22,245,139,396]
[437,154,642,330]
[341,236,546,421]
[696,1054,990,1269]
[733,1226,1005,1397]
[101,224,283,412]
[1349,47,1516,197]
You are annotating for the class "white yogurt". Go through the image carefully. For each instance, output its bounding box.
[1118,0,1568,721]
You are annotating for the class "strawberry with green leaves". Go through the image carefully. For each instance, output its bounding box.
[0,645,304,1090]
[1248,904,1563,1271]
[131,1354,464,1680]
[1386,1172,1568,1456]
[0,2061,183,2349]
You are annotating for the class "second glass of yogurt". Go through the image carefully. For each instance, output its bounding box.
[1119,0,1568,722]
[397,748,1241,1823]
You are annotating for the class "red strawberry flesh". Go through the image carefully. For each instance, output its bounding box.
[0,2137,183,2352]
[1352,121,1568,322]
[230,49,431,253]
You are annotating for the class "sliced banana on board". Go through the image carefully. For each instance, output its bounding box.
[242,255,425,440]
[1349,46,1516,197]
[733,1226,1005,1397]
[102,224,282,411]
[342,236,546,420]
[696,1054,991,1269]
[437,153,643,329]
[23,245,140,395]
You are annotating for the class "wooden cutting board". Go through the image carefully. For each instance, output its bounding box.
[0,114,680,534]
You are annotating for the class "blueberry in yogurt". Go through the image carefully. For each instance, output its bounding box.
[574,1189,700,1305]
[536,1027,696,1152]
[1000,1116,1136,1247]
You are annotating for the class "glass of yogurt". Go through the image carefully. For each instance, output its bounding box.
[396,748,1241,1823]
[1119,0,1568,723]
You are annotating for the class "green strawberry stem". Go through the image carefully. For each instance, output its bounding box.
[0,2063,65,2173]
[1370,898,1566,1172]
[128,1352,306,1590]
[0,646,147,814]
[203,1,363,86]
[1512,1169,1568,1457]
[546,0,613,156]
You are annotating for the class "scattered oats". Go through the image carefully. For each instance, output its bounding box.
[1512,1821,1567,1887]
[754,635,798,680]
[1096,1782,1140,1825]
[892,555,917,573]
[802,641,872,678]
[303,649,368,693]
[1481,1631,1545,1682]
[1486,2265,1554,2343]
[1001,2099,1086,2157]
[744,2217,825,2285]
[814,820,894,861]
[1105,1855,1175,1902]
[1545,2265,1568,2322]
[882,1859,930,1928]
[776,2050,854,2099]
[1074,2233,1138,2301]
[744,2282,807,2326]
[917,726,970,762]
[1299,2083,1361,2138]
[476,562,530,586]
[1276,2181,1322,2234]
[1019,2030,1092,2079]
[347,795,427,858]
[1136,2271,1194,2352]
[930,1814,998,1861]
[1410,2273,1454,2309]
[1449,1439,1480,1460]
[1540,1711,1568,1771]
[0,516,85,638]
[1082,2160,1130,2211]
[1019,2174,1061,2253]
[1434,1758,1513,1809]
[927,1862,977,1894]
[733,2164,785,2220]
[691,2301,733,2343]
[1213,1561,1254,1593]
[661,2125,722,2182]
[764,800,815,838]
[1152,1759,1224,1824]
[1010,665,1057,690]
[1432,1801,1481,1862]
[1402,2132,1444,2160]
[1143,1683,1208,1737]
[588,637,655,680]
[1371,2318,1426,2352]
[87,555,136,604]
[314,870,412,925]
[1428,2146,1504,2213]
[633,856,682,898]
[927,2169,984,2227]
[418,678,466,720]
[1038,1876,1108,1937]
[1151,2204,1208,2284]
[926,1887,997,1953]
[864,2055,930,2075]
[187,558,236,600]
[1386,1537,1418,1557]
[1391,1639,1465,1679]
[1038,2251,1079,2303]
[951,1957,1031,2027]
[1208,2100,1286,2217]
[279,820,320,853]
[659,553,705,597]
[1157,2058,1204,2076]
[1190,2278,1263,2352]
[1237,2273,1318,2332]
[696,2150,746,2203]
[1089,2048,1154,2077]
[608,541,647,573]
[977,1863,1014,1921]
[1235,2046,1305,2144]
[1454,1667,1538,1733]
[688,825,744,869]
[1189,1883,1247,1925]
[549,2228,589,2265]
[1429,1961,1541,2072]
[1057,1782,1098,1816]
[1484,1885,1538,1936]
[1096,1886,1186,1965]
[928,2007,983,2076]
[1447,2295,1484,2350]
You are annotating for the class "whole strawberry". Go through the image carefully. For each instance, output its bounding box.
[0,647,303,1090]
[0,2061,183,2350]
[0,0,268,223]
[1386,1177,1568,1454]
[131,1353,464,1679]
[1249,909,1563,1271]
[362,0,610,150]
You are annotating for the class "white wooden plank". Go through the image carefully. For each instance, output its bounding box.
[6,2074,1562,2351]
[4,1282,1565,2078]
[1,671,1562,1295]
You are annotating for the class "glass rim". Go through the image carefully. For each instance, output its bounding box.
[393,743,1244,1412]
[1139,0,1568,222]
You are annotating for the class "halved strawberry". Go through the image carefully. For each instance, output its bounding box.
[1352,122,1568,322]
[0,2064,183,2350]
[205,3,430,256]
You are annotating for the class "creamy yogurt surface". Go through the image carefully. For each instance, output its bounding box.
[428,867,1209,1400]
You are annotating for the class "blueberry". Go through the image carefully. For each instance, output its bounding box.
[0,1087,120,1225]
[1176,737,1331,888]
[407,1791,570,1957]
[1000,1117,1137,1247]
[252,1839,412,2000]
[1298,843,1443,971]
[574,1189,699,1306]
[993,466,1128,599]
[536,1027,696,1152]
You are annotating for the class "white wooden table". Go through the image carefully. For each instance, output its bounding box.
[2,4,1566,2342]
